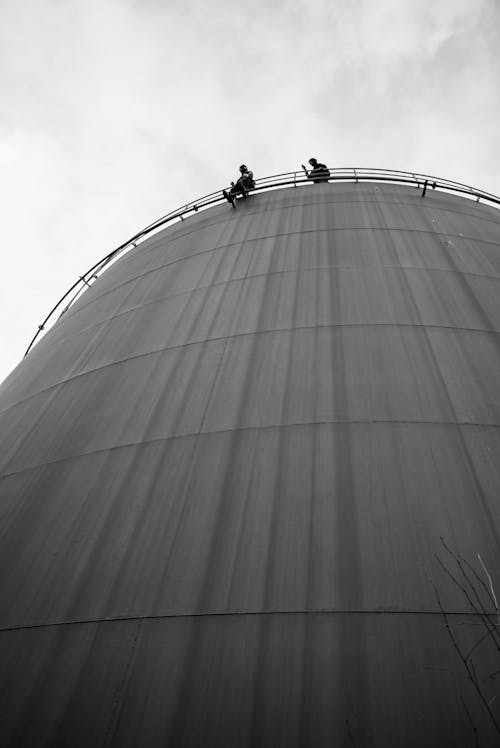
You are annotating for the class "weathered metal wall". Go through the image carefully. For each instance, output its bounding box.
[1,182,500,746]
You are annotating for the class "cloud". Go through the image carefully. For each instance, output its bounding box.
[0,0,499,382]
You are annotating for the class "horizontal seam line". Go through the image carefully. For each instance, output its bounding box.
[2,322,500,416]
[1,421,499,479]
[48,260,500,351]
[0,608,494,634]
[63,224,500,320]
[109,227,500,295]
[154,204,500,249]
[154,193,500,247]
[70,263,500,328]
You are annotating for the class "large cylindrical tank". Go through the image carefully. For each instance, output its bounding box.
[1,181,500,747]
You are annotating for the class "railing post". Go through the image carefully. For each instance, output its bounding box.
[421,180,436,198]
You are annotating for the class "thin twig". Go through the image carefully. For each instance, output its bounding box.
[460,554,497,611]
[435,554,500,654]
[478,554,499,625]
[441,538,488,613]
[440,539,500,649]
[460,694,480,748]
[484,669,500,682]
[465,630,494,660]
[432,582,500,735]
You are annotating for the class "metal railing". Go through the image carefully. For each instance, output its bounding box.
[25,167,500,356]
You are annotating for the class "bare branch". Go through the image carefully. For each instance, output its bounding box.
[484,670,500,682]
[435,553,500,654]
[478,554,499,625]
[460,553,497,611]
[460,694,480,748]
[465,630,494,660]
[441,540,499,637]
[432,580,500,735]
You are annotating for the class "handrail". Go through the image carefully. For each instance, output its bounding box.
[25,167,500,356]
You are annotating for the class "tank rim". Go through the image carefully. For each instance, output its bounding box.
[25,167,500,356]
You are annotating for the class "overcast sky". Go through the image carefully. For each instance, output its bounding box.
[1,0,499,385]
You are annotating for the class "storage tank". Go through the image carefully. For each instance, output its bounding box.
[1,174,500,747]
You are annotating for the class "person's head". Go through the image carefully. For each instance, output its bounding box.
[308,158,318,167]
[239,164,247,173]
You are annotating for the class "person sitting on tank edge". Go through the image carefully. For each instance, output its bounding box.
[223,164,255,202]
[301,158,330,183]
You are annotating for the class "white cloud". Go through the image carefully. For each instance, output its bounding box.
[0,0,499,382]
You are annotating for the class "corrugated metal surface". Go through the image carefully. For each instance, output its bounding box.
[1,182,500,746]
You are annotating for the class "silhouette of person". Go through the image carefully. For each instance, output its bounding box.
[223,165,255,203]
[301,158,330,183]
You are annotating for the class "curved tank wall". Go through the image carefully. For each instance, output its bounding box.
[1,182,500,746]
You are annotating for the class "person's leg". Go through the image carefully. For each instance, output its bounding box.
[242,178,254,194]
[237,178,248,198]
[222,189,235,206]
[231,179,247,198]
[312,169,329,183]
